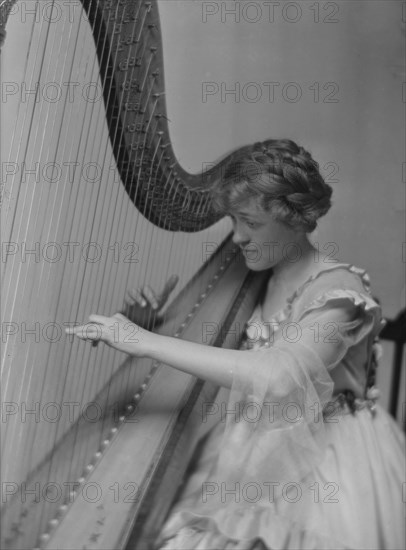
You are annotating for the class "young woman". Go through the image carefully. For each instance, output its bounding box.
[67,139,405,550]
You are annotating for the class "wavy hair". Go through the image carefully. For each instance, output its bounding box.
[211,139,332,232]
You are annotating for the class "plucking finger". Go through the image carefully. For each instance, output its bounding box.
[127,288,147,307]
[142,286,159,309]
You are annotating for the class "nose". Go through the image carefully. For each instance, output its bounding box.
[231,221,250,247]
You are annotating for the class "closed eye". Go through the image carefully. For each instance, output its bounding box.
[229,214,259,229]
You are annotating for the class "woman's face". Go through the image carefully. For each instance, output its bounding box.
[229,198,305,271]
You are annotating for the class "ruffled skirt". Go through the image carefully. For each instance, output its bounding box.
[154,404,405,550]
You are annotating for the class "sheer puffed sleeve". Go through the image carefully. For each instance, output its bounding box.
[214,272,382,490]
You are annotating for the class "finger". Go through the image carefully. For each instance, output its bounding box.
[158,274,179,304]
[66,323,103,340]
[127,288,147,308]
[142,286,159,310]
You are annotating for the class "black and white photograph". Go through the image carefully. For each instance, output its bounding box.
[1,1,405,549]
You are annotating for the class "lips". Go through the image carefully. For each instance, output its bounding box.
[240,247,254,260]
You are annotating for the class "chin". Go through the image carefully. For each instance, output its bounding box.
[244,258,273,271]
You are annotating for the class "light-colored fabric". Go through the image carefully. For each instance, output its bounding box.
[155,265,405,550]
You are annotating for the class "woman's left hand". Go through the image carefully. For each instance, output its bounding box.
[65,313,152,357]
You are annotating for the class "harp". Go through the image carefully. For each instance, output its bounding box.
[0,2,268,548]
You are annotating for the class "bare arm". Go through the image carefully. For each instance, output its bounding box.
[66,313,241,388]
[144,333,240,388]
[66,295,370,391]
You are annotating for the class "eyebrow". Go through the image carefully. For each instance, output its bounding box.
[233,212,258,221]
[230,210,251,218]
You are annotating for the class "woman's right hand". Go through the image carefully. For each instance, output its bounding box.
[122,274,179,330]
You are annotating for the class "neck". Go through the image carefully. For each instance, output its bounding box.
[272,235,315,283]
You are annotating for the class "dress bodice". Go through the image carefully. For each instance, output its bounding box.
[240,263,384,408]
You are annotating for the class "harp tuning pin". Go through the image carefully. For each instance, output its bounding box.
[85,464,94,472]
[174,332,181,337]
[119,415,126,422]
[151,69,160,77]
[94,451,102,459]
[77,476,85,484]
[134,393,141,400]
[141,383,147,390]
[40,533,50,542]
[111,426,118,434]
[126,404,135,412]
[58,504,68,513]
[150,45,157,51]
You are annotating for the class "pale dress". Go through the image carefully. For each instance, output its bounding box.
[154,264,405,550]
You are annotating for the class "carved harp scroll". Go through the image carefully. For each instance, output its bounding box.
[0,2,268,549]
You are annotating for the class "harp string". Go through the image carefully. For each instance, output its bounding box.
[72,0,148,480]
[112,1,187,411]
[0,0,38,249]
[0,0,45,403]
[86,0,155,436]
[2,2,78,538]
[5,1,90,539]
[16,4,127,540]
[4,0,94,498]
[73,2,126,466]
[42,0,112,504]
[17,1,99,531]
[41,0,166,505]
[17,0,77,498]
[35,3,108,534]
[42,0,106,475]
[1,0,65,474]
[52,0,138,497]
[0,1,38,258]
